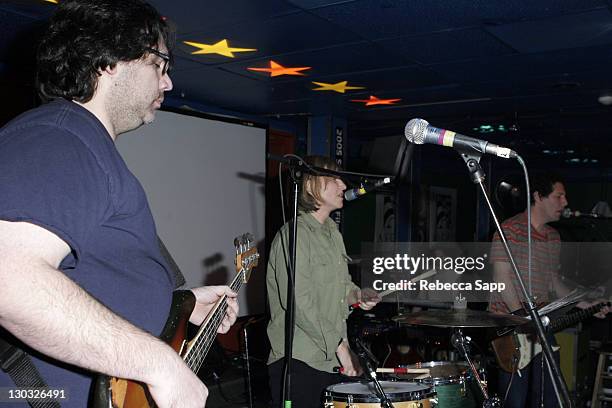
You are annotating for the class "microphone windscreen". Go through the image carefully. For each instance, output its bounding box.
[404,118,429,144]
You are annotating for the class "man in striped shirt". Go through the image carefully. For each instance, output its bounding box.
[489,173,569,407]
[490,174,567,315]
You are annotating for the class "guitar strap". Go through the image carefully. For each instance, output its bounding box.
[158,235,186,289]
[0,330,61,408]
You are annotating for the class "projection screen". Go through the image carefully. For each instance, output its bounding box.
[116,109,266,316]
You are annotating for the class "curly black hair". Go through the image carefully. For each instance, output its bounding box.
[529,172,565,204]
[36,0,173,103]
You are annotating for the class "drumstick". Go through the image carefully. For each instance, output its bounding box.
[351,268,437,309]
[376,367,431,374]
[336,366,432,376]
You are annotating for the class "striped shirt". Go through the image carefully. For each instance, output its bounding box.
[489,211,561,314]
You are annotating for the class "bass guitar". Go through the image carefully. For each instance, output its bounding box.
[93,233,259,407]
[492,301,608,373]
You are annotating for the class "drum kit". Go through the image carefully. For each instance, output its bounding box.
[325,309,530,408]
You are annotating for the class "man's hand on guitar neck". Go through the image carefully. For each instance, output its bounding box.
[147,286,238,407]
[576,300,611,319]
[189,285,239,332]
[148,285,239,408]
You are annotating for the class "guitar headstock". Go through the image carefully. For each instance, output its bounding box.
[234,233,259,283]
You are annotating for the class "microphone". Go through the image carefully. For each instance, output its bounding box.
[562,208,605,219]
[404,118,517,159]
[344,177,392,201]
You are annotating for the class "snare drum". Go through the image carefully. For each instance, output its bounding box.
[404,361,477,408]
[324,381,435,408]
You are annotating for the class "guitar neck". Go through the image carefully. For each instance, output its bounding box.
[182,270,244,374]
[548,302,607,333]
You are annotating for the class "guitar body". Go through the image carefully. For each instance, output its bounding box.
[92,233,259,408]
[491,333,521,373]
[93,290,196,408]
[492,302,607,373]
[491,332,560,373]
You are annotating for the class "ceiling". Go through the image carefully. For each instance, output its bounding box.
[2,0,612,168]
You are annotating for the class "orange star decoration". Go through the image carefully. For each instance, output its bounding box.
[351,95,401,106]
[183,39,256,58]
[248,61,311,77]
[312,81,364,94]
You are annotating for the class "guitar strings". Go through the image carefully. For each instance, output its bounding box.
[188,276,242,372]
[185,270,244,372]
[186,283,236,371]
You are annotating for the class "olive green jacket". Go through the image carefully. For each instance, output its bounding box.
[266,212,359,372]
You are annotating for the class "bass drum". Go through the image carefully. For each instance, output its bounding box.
[398,361,479,408]
[324,381,435,408]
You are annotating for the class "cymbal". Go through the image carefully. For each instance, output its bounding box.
[392,309,529,328]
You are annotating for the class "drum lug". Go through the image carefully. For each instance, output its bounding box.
[323,390,333,408]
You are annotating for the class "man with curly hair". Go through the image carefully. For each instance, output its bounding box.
[0,1,237,407]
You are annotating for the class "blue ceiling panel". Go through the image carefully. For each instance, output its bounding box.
[217,41,413,81]
[267,81,325,102]
[376,28,516,65]
[175,11,357,64]
[287,0,359,9]
[0,2,55,20]
[309,0,608,40]
[169,66,271,112]
[0,8,45,59]
[315,65,447,92]
[486,9,612,53]
[148,0,300,35]
[2,0,612,165]
[430,44,612,84]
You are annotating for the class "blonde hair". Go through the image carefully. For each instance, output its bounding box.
[298,156,340,213]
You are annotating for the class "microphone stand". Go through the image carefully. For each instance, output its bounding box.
[354,339,395,408]
[458,151,572,408]
[266,154,393,408]
[281,159,299,408]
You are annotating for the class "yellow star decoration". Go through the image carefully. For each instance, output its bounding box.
[44,0,58,3]
[248,61,311,77]
[351,95,401,106]
[312,81,364,94]
[183,39,256,58]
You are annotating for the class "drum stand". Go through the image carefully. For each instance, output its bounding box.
[451,329,500,408]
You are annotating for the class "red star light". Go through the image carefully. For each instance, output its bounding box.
[351,95,401,106]
[248,61,311,77]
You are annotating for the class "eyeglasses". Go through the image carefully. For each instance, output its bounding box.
[145,47,171,76]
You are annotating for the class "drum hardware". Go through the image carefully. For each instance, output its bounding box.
[390,308,523,407]
[324,381,435,408]
[392,309,529,328]
[354,338,396,408]
[451,329,500,408]
[390,361,480,407]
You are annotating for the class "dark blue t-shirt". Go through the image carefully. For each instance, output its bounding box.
[0,99,175,407]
